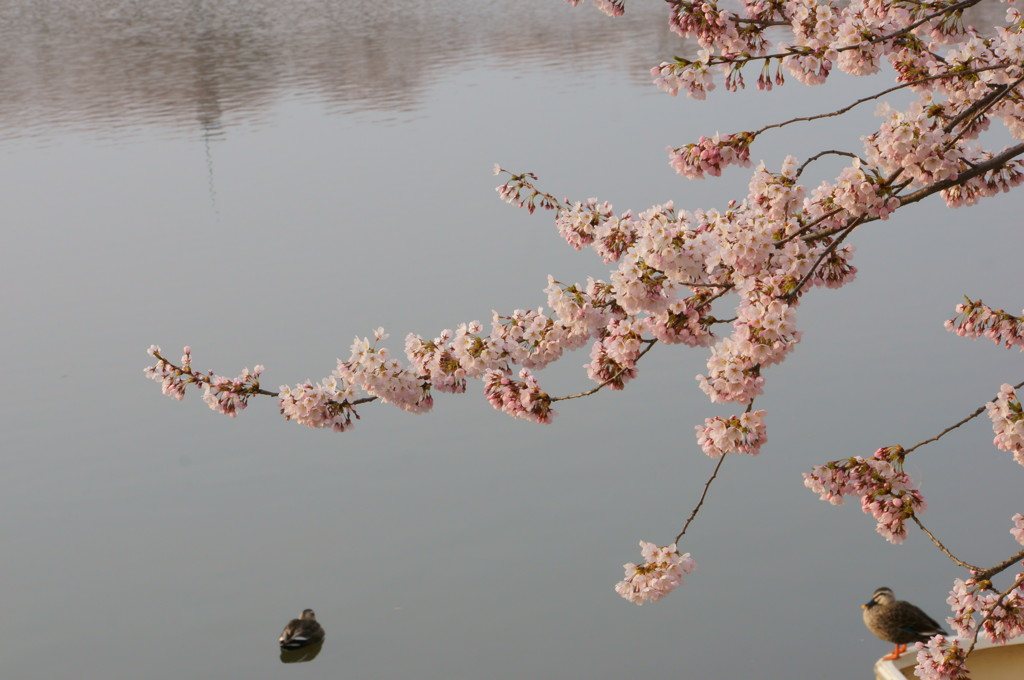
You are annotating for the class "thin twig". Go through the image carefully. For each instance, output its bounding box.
[903,378,1024,455]
[794,150,863,179]
[551,341,658,402]
[912,516,982,572]
[784,216,863,300]
[675,453,729,545]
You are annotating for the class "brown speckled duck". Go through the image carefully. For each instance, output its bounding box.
[279,609,325,649]
[862,587,947,660]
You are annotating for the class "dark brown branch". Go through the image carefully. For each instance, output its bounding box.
[675,453,729,545]
[898,142,1024,206]
[901,378,1024,456]
[912,516,982,572]
[944,74,1024,136]
[552,340,658,402]
[975,547,1024,582]
[784,216,863,300]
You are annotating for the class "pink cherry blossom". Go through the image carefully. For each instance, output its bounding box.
[697,335,766,404]
[482,368,555,424]
[545,277,616,345]
[651,55,716,99]
[615,541,696,605]
[145,346,267,417]
[335,333,433,414]
[278,378,359,432]
[914,636,971,680]
[144,345,192,400]
[946,574,1024,645]
[986,383,1024,465]
[586,318,647,390]
[562,0,625,17]
[668,132,753,179]
[555,198,613,251]
[646,294,716,347]
[1012,514,1024,546]
[405,331,468,394]
[201,364,264,417]
[945,298,1024,351]
[803,446,926,543]
[696,409,768,457]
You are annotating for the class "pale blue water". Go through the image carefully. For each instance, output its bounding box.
[1,2,1021,679]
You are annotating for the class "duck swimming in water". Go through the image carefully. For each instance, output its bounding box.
[279,609,325,649]
[862,587,947,660]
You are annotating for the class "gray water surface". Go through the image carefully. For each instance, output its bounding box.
[2,2,1021,679]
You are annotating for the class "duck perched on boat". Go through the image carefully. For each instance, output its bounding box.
[279,609,325,649]
[862,587,947,660]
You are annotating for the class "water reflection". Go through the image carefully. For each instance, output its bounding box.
[279,641,323,664]
[0,0,677,142]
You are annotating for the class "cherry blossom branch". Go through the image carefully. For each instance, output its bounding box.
[943,74,1024,138]
[666,0,983,74]
[151,1,1024,620]
[784,217,863,301]
[777,143,1024,260]
[861,0,982,47]
[551,339,657,401]
[903,379,1024,455]
[898,142,1024,203]
[755,66,1006,139]
[946,298,1024,350]
[494,166,564,214]
[964,570,1024,656]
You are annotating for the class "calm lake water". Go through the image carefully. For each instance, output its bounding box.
[2,2,1021,679]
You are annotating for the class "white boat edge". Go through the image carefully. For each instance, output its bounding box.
[873,635,1024,680]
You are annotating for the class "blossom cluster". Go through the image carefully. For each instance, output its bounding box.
[828,159,900,220]
[278,378,359,432]
[494,165,561,214]
[651,55,716,99]
[336,330,434,414]
[482,368,555,424]
[144,345,265,418]
[986,383,1024,466]
[201,365,264,417]
[865,99,963,188]
[638,0,1024,222]
[1013,513,1024,546]
[667,0,766,57]
[946,574,1024,645]
[562,0,624,18]
[554,198,614,251]
[803,446,926,543]
[914,636,971,680]
[614,541,696,605]
[945,298,1024,351]
[695,409,767,457]
[668,132,753,179]
[145,345,195,401]
[585,318,644,390]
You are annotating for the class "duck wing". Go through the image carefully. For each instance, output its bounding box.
[895,602,947,639]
